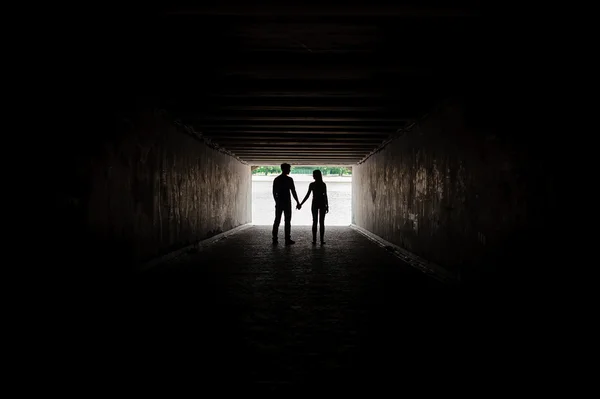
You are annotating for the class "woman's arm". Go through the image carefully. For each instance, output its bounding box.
[300,183,313,206]
[324,183,329,213]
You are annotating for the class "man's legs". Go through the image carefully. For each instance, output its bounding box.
[272,205,284,242]
[283,204,292,242]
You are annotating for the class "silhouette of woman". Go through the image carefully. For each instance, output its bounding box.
[299,170,329,244]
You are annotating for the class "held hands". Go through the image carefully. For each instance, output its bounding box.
[295,203,329,212]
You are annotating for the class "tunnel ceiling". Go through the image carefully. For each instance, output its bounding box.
[134,3,489,165]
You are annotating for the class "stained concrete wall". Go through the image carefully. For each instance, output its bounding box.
[54,108,251,272]
[353,100,555,283]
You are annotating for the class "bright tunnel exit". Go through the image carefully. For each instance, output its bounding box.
[252,166,352,226]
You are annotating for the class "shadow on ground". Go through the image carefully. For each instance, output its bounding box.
[128,226,520,393]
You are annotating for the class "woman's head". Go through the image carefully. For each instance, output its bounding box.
[313,169,323,182]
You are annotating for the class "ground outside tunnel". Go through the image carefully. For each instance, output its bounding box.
[131,225,465,392]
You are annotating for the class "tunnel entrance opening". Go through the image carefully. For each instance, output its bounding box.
[251,165,352,226]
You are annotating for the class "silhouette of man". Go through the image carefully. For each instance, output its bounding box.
[272,163,300,245]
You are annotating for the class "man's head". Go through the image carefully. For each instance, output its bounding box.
[281,163,291,175]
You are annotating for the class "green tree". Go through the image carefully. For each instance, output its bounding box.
[253,165,351,176]
[253,166,277,175]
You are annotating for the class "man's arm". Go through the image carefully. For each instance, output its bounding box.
[273,179,278,202]
[324,183,329,213]
[290,178,300,205]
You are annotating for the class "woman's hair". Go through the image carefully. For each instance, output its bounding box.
[313,169,323,182]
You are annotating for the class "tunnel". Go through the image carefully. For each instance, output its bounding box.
[52,3,559,393]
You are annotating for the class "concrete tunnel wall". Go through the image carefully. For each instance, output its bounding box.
[352,99,556,282]
[55,108,251,270]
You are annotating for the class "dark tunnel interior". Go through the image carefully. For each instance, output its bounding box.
[46,1,563,392]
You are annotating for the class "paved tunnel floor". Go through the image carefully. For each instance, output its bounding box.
[132,226,459,392]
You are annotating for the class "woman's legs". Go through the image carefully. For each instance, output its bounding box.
[311,205,318,243]
[312,203,327,243]
[319,206,326,243]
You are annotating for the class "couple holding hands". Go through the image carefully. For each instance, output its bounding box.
[272,163,329,246]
